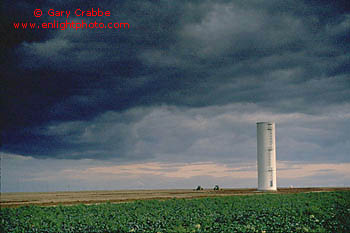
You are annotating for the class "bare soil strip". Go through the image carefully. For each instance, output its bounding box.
[1,187,349,208]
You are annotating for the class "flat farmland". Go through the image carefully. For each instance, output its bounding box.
[1,187,349,208]
[2,190,350,232]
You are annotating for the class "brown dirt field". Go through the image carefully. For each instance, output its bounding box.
[1,187,349,208]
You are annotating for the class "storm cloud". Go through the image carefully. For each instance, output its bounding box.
[1,0,349,191]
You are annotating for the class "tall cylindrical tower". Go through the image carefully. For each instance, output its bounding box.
[257,122,277,191]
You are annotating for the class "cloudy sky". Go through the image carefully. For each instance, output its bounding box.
[1,0,350,192]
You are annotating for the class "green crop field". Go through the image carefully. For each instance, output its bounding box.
[1,191,349,232]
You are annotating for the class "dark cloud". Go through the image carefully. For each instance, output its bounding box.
[1,0,349,162]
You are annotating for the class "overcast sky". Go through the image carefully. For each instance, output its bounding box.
[1,0,350,192]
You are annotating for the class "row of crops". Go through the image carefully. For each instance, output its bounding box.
[1,191,349,232]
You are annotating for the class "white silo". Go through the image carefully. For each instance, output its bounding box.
[257,122,277,191]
